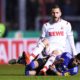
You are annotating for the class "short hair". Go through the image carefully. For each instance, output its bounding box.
[51,4,61,9]
[51,4,62,12]
[75,53,80,60]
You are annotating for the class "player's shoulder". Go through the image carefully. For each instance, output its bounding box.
[43,22,51,28]
[62,52,72,59]
[61,19,71,25]
[43,22,48,26]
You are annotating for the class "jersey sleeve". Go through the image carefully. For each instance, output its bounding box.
[62,66,78,76]
[68,66,78,75]
[66,22,72,36]
[40,24,47,38]
[66,22,77,56]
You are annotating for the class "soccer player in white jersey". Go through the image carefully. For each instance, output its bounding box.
[24,4,77,74]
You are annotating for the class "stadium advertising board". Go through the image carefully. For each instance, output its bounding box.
[0,38,37,64]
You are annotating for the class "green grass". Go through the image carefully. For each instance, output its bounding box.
[0,64,80,80]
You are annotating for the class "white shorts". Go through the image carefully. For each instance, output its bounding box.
[45,43,65,56]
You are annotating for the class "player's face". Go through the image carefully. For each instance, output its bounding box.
[72,58,80,66]
[51,8,61,22]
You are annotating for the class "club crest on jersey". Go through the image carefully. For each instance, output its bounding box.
[49,31,64,36]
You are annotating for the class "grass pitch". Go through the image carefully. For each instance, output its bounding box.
[0,64,80,80]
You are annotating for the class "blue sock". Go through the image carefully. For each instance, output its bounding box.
[25,71,29,75]
[25,61,35,72]
[25,65,30,71]
[25,65,30,75]
[25,61,35,75]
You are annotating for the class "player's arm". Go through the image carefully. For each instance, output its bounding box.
[50,66,69,76]
[49,58,65,76]
[67,22,77,56]
[62,66,78,76]
[67,67,78,75]
[50,65,62,76]
[38,24,47,42]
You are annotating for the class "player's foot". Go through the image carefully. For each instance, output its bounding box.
[20,51,30,65]
[15,51,27,65]
[17,56,26,65]
[8,52,31,65]
[8,59,17,64]
[8,52,26,65]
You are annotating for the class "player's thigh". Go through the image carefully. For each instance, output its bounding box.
[46,44,64,56]
[35,58,47,75]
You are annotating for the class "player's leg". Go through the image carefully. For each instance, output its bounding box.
[39,50,62,74]
[25,38,49,64]
[9,40,46,65]
[25,58,47,76]
[25,60,39,75]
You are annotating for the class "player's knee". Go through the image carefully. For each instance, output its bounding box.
[52,50,62,57]
[34,61,39,68]
[42,38,49,46]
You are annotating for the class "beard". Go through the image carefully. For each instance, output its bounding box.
[52,17,60,22]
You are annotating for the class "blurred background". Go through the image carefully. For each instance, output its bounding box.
[0,0,80,63]
[0,0,80,39]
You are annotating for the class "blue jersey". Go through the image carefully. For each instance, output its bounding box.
[56,52,79,75]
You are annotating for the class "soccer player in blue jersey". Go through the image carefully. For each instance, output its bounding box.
[49,52,80,76]
[24,52,80,76]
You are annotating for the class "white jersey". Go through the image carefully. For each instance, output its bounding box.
[41,19,73,53]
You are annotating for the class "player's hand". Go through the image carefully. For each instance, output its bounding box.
[56,72,62,76]
[64,72,70,76]
[39,70,47,76]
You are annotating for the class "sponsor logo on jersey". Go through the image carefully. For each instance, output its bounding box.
[49,31,64,36]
